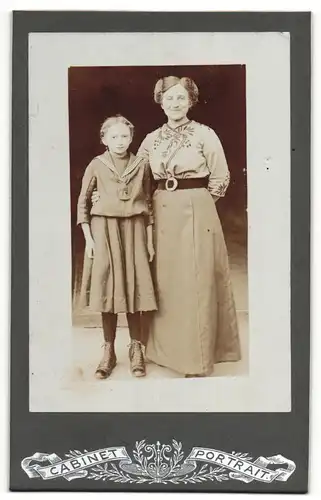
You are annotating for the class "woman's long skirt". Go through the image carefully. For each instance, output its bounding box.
[79,215,157,314]
[146,188,241,375]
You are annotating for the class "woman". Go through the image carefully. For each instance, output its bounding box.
[93,76,241,377]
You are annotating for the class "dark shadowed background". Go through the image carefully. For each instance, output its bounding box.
[68,65,247,326]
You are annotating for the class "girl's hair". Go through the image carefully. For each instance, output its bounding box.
[100,114,134,140]
[154,76,199,107]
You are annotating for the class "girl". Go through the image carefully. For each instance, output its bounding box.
[77,115,157,379]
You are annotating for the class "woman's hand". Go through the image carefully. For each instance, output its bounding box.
[91,190,100,205]
[85,236,95,259]
[146,225,155,262]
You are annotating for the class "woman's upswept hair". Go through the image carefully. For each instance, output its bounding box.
[154,76,199,107]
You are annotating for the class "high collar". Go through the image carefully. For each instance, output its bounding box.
[164,119,193,133]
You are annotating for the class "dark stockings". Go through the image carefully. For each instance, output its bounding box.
[101,312,117,344]
[101,312,142,343]
[126,312,142,341]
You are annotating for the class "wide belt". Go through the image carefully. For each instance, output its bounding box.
[156,176,209,191]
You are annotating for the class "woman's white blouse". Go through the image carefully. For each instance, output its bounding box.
[137,120,231,197]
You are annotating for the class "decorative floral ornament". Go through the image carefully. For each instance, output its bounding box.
[21,440,296,485]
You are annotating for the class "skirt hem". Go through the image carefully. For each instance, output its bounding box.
[145,351,241,377]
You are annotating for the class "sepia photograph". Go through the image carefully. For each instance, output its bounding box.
[70,65,247,382]
[28,31,291,412]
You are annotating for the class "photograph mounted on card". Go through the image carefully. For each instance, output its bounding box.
[29,30,289,414]
[11,10,310,493]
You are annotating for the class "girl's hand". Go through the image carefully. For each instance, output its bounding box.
[85,237,95,259]
[147,240,155,262]
[146,225,155,262]
[91,190,100,205]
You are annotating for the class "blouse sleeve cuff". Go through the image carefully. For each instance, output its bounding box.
[208,173,230,198]
[208,189,226,198]
[77,214,90,225]
[145,214,155,226]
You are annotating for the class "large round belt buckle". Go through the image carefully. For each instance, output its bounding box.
[165,177,178,191]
